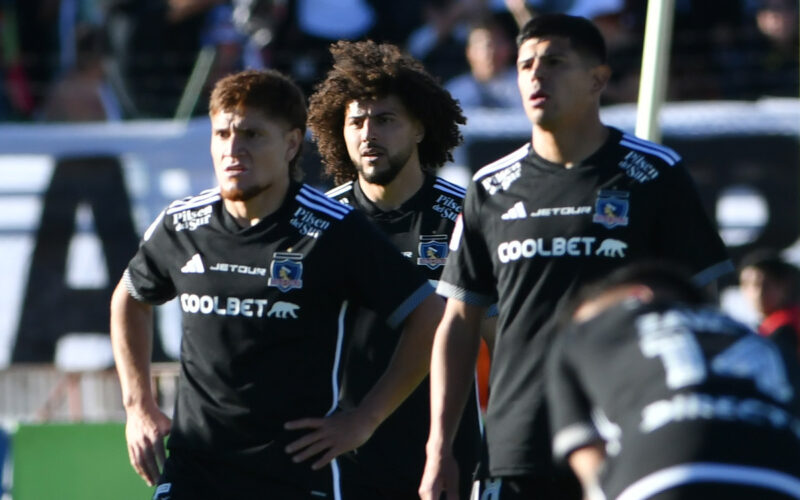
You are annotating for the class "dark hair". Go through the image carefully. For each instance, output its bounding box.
[307,40,466,185]
[516,14,607,65]
[740,249,800,296]
[574,260,710,312]
[209,69,307,180]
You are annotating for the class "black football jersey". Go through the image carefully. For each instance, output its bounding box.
[124,181,434,487]
[548,301,800,499]
[327,174,481,491]
[438,127,733,477]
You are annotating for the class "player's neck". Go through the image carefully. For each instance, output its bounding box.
[223,178,290,227]
[532,116,608,168]
[358,162,425,211]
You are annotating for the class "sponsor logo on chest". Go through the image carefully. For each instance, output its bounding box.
[502,201,593,220]
[497,237,627,263]
[172,205,212,231]
[432,194,461,222]
[209,262,267,276]
[290,207,330,238]
[179,294,299,319]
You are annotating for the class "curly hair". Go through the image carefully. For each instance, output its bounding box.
[209,69,307,181]
[308,40,466,185]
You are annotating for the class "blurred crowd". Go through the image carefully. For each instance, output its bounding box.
[0,0,797,122]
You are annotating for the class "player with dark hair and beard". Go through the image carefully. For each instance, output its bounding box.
[309,40,484,500]
[110,69,445,500]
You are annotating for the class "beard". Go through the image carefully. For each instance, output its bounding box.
[356,146,414,186]
[220,182,269,202]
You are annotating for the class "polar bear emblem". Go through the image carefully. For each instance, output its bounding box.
[267,301,300,319]
[595,239,627,258]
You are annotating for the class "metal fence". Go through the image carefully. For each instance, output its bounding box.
[0,363,179,424]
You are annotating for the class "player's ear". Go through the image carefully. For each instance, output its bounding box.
[590,64,611,95]
[413,117,425,144]
[284,128,303,162]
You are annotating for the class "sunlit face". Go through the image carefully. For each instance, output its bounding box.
[210,107,301,201]
[740,266,787,317]
[516,36,604,128]
[343,95,423,186]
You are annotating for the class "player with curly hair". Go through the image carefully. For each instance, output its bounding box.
[309,40,484,499]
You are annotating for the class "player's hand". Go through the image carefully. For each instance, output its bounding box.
[283,410,376,470]
[418,450,460,500]
[124,402,172,486]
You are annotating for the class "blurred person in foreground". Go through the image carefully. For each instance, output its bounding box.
[547,261,800,500]
[419,14,732,500]
[110,68,444,499]
[310,39,483,499]
[739,249,800,358]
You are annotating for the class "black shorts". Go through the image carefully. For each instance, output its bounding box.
[152,451,336,500]
[471,471,582,500]
[336,450,476,500]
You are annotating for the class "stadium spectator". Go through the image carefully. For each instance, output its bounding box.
[739,249,800,358]
[404,0,484,83]
[110,68,444,498]
[104,0,226,118]
[40,24,123,122]
[310,39,483,499]
[547,261,800,500]
[419,14,732,500]
[445,15,522,109]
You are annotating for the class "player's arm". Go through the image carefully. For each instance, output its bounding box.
[568,442,606,500]
[284,292,444,468]
[419,297,486,500]
[110,278,171,486]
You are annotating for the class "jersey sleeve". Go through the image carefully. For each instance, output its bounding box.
[651,163,733,285]
[546,329,601,463]
[123,209,177,304]
[437,183,496,307]
[335,210,434,330]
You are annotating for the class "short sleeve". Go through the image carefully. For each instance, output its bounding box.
[651,163,733,285]
[334,210,434,330]
[437,183,496,306]
[546,329,600,462]
[124,209,177,304]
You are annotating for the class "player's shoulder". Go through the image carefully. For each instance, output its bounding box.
[613,130,682,175]
[296,183,354,221]
[431,175,467,200]
[165,187,221,214]
[472,143,531,182]
[325,180,354,203]
[148,187,222,236]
